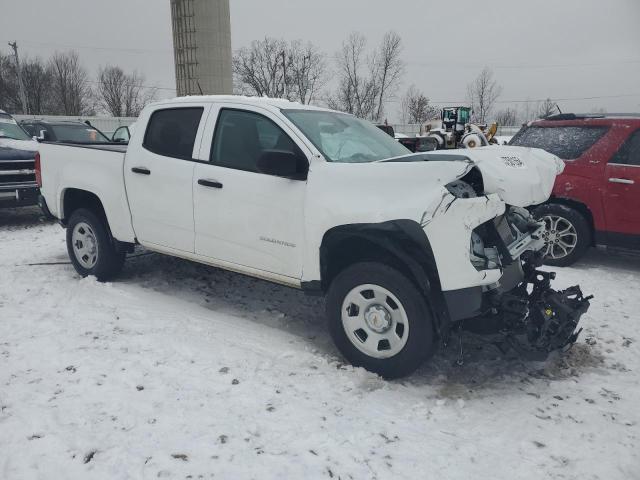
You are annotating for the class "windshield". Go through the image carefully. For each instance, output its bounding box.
[0,114,31,140]
[458,108,470,124]
[510,125,609,160]
[282,109,410,163]
[51,124,110,143]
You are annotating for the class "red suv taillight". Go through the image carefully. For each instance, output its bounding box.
[34,152,42,188]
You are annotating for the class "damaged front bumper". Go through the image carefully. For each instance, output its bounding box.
[488,267,592,358]
[424,186,592,358]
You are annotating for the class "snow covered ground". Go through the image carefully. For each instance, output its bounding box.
[1,207,639,480]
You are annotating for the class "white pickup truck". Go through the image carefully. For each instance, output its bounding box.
[37,96,591,378]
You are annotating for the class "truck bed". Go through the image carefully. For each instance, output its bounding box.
[39,141,136,242]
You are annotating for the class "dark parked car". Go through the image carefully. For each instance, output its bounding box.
[510,113,640,266]
[20,119,111,144]
[0,110,39,208]
[375,124,438,152]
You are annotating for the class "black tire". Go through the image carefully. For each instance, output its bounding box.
[66,208,125,281]
[534,203,591,267]
[326,262,435,379]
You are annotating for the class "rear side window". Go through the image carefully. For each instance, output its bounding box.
[143,107,204,159]
[510,126,608,160]
[50,125,110,143]
[610,130,640,166]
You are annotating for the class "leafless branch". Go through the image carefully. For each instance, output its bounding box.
[467,67,502,124]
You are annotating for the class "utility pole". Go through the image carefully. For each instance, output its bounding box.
[8,41,29,114]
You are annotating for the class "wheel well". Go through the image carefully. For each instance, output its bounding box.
[545,197,595,245]
[322,235,418,292]
[318,221,450,335]
[62,189,107,225]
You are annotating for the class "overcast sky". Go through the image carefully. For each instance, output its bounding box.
[1,0,639,120]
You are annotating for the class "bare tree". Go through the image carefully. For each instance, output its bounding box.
[493,107,518,126]
[288,41,327,104]
[233,37,287,99]
[467,67,502,123]
[537,98,557,118]
[97,66,156,117]
[326,33,380,119]
[0,53,20,113]
[1,53,54,114]
[47,51,92,115]
[401,85,437,124]
[21,57,53,114]
[374,31,404,121]
[233,38,327,105]
[328,31,404,121]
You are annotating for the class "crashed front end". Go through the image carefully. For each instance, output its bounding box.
[421,147,592,357]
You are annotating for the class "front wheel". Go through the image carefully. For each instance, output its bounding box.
[326,262,435,379]
[534,203,591,267]
[66,208,125,281]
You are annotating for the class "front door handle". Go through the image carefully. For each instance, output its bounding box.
[608,177,634,185]
[131,167,151,175]
[198,179,223,189]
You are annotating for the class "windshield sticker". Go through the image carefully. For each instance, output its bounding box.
[501,156,525,168]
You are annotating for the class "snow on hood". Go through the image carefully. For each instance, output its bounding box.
[0,138,39,161]
[423,146,564,207]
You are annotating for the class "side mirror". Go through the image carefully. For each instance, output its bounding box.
[34,130,47,142]
[257,150,307,180]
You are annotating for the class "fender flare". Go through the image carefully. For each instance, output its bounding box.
[305,219,452,335]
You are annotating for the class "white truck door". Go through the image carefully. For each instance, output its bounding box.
[192,105,308,279]
[124,105,209,252]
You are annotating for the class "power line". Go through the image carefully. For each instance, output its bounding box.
[405,58,640,70]
[4,38,638,102]
[5,39,173,56]
[385,93,640,105]
[494,93,640,104]
[84,79,176,92]
[10,38,640,70]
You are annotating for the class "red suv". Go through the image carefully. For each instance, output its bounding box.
[510,114,640,266]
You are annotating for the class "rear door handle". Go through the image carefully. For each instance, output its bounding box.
[198,179,223,189]
[131,167,151,175]
[608,177,634,185]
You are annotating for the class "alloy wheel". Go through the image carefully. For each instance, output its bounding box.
[542,215,578,260]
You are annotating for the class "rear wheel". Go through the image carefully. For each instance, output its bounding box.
[66,208,125,280]
[326,262,435,379]
[534,203,591,267]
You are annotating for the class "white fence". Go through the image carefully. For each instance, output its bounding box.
[390,123,522,137]
[13,115,137,136]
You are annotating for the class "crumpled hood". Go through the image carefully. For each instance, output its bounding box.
[423,146,564,207]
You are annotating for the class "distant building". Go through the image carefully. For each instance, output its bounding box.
[170,0,233,96]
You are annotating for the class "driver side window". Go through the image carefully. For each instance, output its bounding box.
[210,109,304,173]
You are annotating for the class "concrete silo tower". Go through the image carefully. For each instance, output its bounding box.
[170,0,233,96]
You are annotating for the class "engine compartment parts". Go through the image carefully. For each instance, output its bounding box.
[472,268,592,359]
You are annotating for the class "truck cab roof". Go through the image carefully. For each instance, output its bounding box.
[152,95,336,113]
